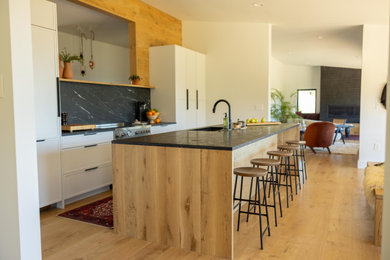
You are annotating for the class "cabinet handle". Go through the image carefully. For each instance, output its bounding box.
[36,139,46,143]
[84,144,98,148]
[84,132,97,136]
[186,89,189,110]
[196,90,199,110]
[85,166,98,172]
[56,77,61,117]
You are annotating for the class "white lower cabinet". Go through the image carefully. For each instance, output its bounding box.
[37,138,62,207]
[61,131,113,202]
[63,164,112,199]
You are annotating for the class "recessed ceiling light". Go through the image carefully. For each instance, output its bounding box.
[252,2,264,7]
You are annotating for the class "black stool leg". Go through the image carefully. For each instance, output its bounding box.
[302,145,308,180]
[246,177,254,222]
[262,176,271,236]
[287,157,294,201]
[275,165,283,218]
[270,166,278,226]
[237,176,244,231]
[256,177,264,250]
[233,175,238,206]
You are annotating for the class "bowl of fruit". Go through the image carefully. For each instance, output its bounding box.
[146,108,160,124]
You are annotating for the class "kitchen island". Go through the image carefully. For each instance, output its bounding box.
[112,123,299,259]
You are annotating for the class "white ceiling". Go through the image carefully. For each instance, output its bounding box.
[272,25,363,68]
[53,0,129,48]
[141,0,388,68]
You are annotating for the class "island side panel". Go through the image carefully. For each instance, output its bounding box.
[277,125,300,145]
[113,144,233,259]
[200,149,233,259]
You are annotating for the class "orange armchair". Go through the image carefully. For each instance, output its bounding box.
[304,122,335,154]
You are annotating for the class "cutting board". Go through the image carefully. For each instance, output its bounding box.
[62,124,96,133]
[247,122,281,126]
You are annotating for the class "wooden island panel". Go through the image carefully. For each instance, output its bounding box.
[113,144,233,259]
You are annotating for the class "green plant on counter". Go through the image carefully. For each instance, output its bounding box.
[60,49,82,63]
[271,88,301,123]
[129,74,141,81]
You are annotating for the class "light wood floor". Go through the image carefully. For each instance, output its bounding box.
[40,152,381,259]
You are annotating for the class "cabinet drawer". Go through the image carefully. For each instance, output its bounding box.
[61,131,113,149]
[63,164,112,200]
[61,143,112,173]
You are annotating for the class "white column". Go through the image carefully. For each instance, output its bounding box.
[0,0,42,259]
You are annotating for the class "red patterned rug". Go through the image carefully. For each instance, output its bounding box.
[58,196,113,228]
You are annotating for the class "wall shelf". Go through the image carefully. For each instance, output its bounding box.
[59,78,155,89]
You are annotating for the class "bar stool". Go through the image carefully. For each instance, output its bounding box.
[267,150,294,208]
[277,144,301,194]
[250,158,282,226]
[233,167,270,249]
[286,140,307,182]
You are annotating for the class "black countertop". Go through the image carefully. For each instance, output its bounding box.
[112,123,299,151]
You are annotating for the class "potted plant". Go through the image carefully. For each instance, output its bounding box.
[270,88,301,123]
[59,49,82,79]
[129,74,141,85]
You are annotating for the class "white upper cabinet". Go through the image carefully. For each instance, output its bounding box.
[150,45,207,130]
[31,1,60,140]
[31,0,57,30]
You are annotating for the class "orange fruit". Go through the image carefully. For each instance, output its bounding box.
[146,111,152,116]
[151,111,156,115]
[155,118,161,124]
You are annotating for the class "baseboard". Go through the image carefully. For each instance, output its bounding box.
[357,160,367,169]
[65,186,111,205]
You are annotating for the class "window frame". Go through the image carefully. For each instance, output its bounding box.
[296,88,317,114]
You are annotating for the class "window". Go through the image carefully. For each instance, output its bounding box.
[297,89,317,113]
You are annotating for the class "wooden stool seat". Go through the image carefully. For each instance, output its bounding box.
[234,167,267,177]
[286,140,306,145]
[250,158,280,166]
[278,144,299,151]
[267,150,292,157]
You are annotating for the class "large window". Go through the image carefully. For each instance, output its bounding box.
[297,89,317,113]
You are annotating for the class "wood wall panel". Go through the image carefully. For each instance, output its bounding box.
[70,0,182,85]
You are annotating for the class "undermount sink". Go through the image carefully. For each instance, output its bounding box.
[192,126,225,132]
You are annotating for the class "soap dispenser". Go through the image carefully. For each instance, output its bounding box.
[223,113,228,129]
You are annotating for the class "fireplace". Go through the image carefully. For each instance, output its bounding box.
[327,105,360,123]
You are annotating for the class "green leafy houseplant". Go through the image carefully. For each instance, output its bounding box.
[59,49,81,63]
[129,74,141,85]
[271,89,301,123]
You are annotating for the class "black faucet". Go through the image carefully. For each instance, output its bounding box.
[212,99,232,130]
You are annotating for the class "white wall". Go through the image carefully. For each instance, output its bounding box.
[58,31,130,84]
[270,57,321,113]
[182,22,271,124]
[358,25,389,168]
[0,0,42,259]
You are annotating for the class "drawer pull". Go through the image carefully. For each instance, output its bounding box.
[84,132,97,136]
[84,144,98,148]
[85,166,99,172]
[36,139,46,143]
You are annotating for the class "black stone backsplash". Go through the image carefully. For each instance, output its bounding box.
[60,81,150,125]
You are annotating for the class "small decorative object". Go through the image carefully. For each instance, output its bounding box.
[59,49,82,79]
[61,112,68,125]
[270,88,301,123]
[58,55,64,78]
[129,74,141,85]
[146,108,160,124]
[89,30,95,70]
